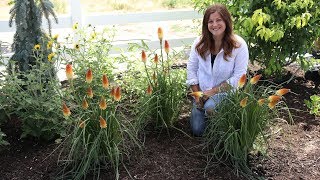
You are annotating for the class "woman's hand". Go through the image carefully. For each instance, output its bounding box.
[203,81,232,97]
[203,87,219,97]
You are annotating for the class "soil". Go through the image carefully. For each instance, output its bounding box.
[0,67,319,180]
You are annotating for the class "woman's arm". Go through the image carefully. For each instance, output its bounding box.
[225,37,249,88]
[186,38,200,87]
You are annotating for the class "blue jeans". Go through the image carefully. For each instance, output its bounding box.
[190,93,226,136]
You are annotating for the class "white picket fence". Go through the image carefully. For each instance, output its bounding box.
[0,1,203,80]
[0,0,202,55]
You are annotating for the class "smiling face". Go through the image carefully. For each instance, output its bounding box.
[207,12,226,40]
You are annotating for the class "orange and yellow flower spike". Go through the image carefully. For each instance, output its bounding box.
[276,88,290,96]
[257,98,265,106]
[142,50,147,63]
[238,74,246,88]
[82,98,89,109]
[164,40,170,54]
[66,64,74,80]
[147,85,152,95]
[268,101,278,109]
[240,97,248,108]
[99,96,107,110]
[189,91,203,102]
[157,27,163,42]
[268,95,281,103]
[102,74,109,89]
[250,74,262,85]
[86,69,93,84]
[87,87,93,98]
[114,86,121,101]
[99,116,107,128]
[154,54,159,64]
[62,102,71,117]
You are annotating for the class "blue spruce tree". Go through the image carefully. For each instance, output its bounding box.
[9,0,58,73]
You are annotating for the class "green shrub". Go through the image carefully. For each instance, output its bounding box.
[1,42,68,140]
[305,95,320,116]
[192,0,320,77]
[204,74,291,178]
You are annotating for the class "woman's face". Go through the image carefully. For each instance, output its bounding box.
[207,12,226,40]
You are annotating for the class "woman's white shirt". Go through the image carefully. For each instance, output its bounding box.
[186,35,249,91]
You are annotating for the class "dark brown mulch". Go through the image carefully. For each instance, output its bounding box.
[0,69,319,180]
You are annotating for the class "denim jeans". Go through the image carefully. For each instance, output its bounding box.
[190,93,226,136]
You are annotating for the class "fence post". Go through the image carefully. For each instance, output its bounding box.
[69,0,83,42]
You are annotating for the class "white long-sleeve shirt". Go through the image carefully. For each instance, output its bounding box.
[186,35,249,91]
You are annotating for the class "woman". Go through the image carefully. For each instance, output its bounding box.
[186,3,249,136]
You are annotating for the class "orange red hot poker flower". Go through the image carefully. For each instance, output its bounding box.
[276,88,290,96]
[267,95,282,109]
[189,91,203,102]
[250,74,262,85]
[87,87,93,98]
[268,101,278,109]
[157,27,163,42]
[258,98,265,106]
[99,116,107,128]
[99,96,107,110]
[147,84,152,95]
[86,69,93,83]
[238,74,246,88]
[164,40,169,54]
[268,95,281,103]
[240,97,248,108]
[102,74,109,89]
[142,50,147,63]
[62,102,71,117]
[114,86,121,101]
[154,54,159,64]
[66,64,73,80]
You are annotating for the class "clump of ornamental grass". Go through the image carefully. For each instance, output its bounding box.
[202,74,291,178]
[137,27,186,130]
[58,64,141,180]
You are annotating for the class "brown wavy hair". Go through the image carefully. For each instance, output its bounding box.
[196,3,239,60]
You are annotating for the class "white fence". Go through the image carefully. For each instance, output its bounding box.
[0,0,202,53]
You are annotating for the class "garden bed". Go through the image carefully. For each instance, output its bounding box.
[0,69,319,180]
